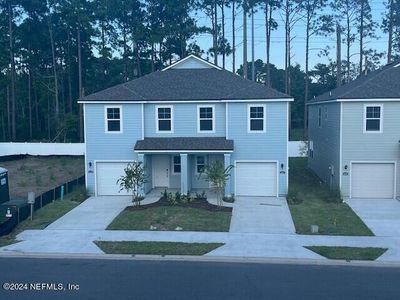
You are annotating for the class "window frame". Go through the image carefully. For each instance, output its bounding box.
[363,104,383,133]
[171,155,181,174]
[155,105,174,133]
[318,106,322,128]
[197,105,215,133]
[104,105,123,133]
[195,155,207,175]
[247,104,266,133]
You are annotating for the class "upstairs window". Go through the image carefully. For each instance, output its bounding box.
[172,155,181,174]
[196,156,206,174]
[364,105,382,133]
[198,106,214,132]
[157,106,173,132]
[248,105,266,132]
[105,106,122,133]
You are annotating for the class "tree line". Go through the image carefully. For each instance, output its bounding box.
[0,0,399,142]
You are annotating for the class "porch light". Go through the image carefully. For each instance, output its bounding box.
[88,162,93,173]
[5,208,12,218]
[280,163,284,170]
[344,165,348,170]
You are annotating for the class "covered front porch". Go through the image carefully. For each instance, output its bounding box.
[134,137,234,196]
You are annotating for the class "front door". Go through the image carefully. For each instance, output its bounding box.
[153,155,169,187]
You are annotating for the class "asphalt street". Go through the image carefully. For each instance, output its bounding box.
[0,257,399,300]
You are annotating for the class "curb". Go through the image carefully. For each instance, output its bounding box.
[0,252,400,268]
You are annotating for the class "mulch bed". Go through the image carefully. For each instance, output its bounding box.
[126,197,232,212]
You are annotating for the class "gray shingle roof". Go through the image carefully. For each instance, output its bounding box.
[134,137,234,151]
[80,68,290,102]
[311,60,400,102]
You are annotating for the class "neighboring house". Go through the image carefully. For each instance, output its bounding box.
[308,60,400,200]
[78,55,293,197]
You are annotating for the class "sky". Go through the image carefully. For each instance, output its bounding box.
[191,1,389,72]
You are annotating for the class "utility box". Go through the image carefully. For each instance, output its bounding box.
[0,168,10,204]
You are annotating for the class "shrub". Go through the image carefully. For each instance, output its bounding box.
[194,190,207,200]
[222,195,235,203]
[287,188,304,205]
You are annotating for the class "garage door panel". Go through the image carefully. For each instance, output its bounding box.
[236,162,277,197]
[96,162,131,196]
[351,163,395,199]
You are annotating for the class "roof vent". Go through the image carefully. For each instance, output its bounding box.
[329,91,332,96]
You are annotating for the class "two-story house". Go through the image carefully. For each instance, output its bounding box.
[79,55,292,198]
[308,60,400,200]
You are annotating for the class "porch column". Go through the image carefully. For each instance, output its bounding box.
[180,153,189,194]
[137,153,145,196]
[224,153,232,196]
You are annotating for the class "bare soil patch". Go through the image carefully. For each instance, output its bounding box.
[1,156,84,198]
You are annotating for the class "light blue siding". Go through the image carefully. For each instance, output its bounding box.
[227,102,288,196]
[85,104,142,194]
[341,102,400,198]
[85,101,289,196]
[308,103,341,188]
[144,103,226,137]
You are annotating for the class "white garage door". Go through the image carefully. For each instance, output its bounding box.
[351,163,395,199]
[96,162,131,196]
[236,162,277,197]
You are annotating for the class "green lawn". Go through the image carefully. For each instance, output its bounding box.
[306,246,387,261]
[289,128,305,141]
[288,158,373,236]
[107,206,232,232]
[95,241,224,256]
[0,187,86,247]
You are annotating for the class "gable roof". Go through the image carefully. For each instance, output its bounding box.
[310,60,400,103]
[79,56,291,102]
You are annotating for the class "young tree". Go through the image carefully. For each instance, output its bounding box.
[117,161,148,205]
[199,160,233,207]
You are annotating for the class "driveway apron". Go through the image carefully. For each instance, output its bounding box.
[346,199,400,237]
[229,197,296,234]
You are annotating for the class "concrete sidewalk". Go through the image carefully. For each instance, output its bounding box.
[229,197,296,234]
[2,229,400,262]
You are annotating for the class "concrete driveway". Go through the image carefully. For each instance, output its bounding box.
[347,199,400,237]
[229,197,296,234]
[46,196,132,230]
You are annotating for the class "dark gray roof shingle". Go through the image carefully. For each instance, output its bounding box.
[81,68,290,102]
[311,60,400,102]
[134,137,234,151]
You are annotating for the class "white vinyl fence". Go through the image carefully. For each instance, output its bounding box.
[0,143,85,157]
[288,141,307,157]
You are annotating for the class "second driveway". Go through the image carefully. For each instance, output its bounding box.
[346,199,400,237]
[229,197,296,234]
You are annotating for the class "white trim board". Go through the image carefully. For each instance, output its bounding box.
[78,98,294,104]
[135,150,233,153]
[161,54,222,71]
[308,98,400,105]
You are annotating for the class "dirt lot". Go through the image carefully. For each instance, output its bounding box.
[1,156,84,198]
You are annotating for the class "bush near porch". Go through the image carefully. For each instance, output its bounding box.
[107,195,232,232]
[288,158,373,236]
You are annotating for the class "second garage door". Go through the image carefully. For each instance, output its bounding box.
[351,163,395,199]
[96,162,131,196]
[236,162,277,197]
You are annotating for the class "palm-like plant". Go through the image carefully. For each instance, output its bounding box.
[199,160,233,206]
[117,161,147,206]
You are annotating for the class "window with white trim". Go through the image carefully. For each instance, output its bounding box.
[105,107,121,132]
[196,156,206,174]
[318,107,322,128]
[157,106,172,132]
[172,155,181,174]
[198,106,214,132]
[249,105,265,132]
[365,105,381,132]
